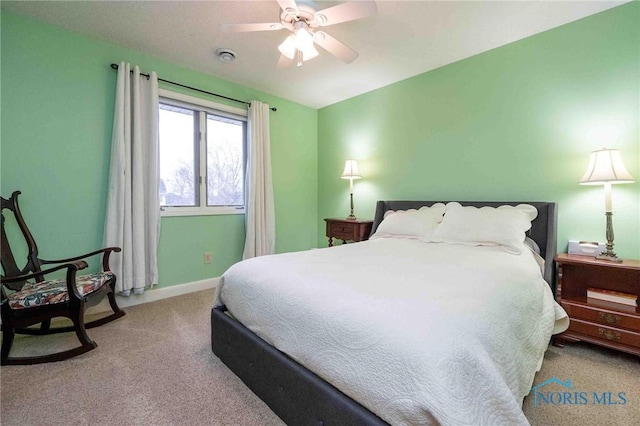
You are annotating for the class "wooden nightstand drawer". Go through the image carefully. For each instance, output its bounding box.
[324,218,373,247]
[568,318,640,347]
[329,222,356,237]
[561,301,640,330]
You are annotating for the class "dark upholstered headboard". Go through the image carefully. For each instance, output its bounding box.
[371,201,558,288]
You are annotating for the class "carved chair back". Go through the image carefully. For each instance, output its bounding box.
[1,191,46,292]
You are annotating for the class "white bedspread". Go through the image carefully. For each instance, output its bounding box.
[214,238,568,425]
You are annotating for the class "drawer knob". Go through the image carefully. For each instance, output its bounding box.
[598,312,621,324]
[598,328,621,341]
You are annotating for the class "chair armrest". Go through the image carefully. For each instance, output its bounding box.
[40,247,121,272]
[1,260,88,285]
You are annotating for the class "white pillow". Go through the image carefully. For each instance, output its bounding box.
[371,203,446,241]
[430,202,538,254]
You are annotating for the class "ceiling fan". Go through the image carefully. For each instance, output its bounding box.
[221,0,377,68]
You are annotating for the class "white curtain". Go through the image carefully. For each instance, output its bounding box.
[104,62,160,295]
[242,101,275,259]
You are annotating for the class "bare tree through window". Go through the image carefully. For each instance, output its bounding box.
[207,115,244,206]
[158,101,246,210]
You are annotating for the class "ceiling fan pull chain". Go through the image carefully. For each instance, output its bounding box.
[296,50,303,67]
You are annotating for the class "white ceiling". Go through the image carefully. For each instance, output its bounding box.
[2,0,627,109]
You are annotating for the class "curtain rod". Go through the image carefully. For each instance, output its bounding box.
[110,63,277,112]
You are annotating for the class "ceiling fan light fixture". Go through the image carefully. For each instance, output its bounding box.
[302,44,319,61]
[279,30,318,65]
[278,35,297,59]
[294,25,314,51]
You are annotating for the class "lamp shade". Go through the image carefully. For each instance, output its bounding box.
[294,25,314,52]
[278,35,296,59]
[341,160,361,179]
[579,148,635,185]
[300,44,319,61]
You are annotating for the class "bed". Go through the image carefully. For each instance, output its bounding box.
[211,201,568,425]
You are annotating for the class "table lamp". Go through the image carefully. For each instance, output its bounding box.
[579,148,635,262]
[341,160,361,220]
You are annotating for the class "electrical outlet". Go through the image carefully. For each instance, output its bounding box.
[204,252,212,264]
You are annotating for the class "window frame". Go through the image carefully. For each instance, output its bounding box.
[158,89,248,217]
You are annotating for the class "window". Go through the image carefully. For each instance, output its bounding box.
[158,90,247,216]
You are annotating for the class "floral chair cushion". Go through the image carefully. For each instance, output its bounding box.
[7,272,114,310]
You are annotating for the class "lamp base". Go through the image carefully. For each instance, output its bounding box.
[596,212,622,262]
[346,192,356,221]
[595,251,622,263]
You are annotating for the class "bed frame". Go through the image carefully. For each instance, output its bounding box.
[211,201,557,425]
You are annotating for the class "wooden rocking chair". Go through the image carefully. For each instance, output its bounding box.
[1,191,125,365]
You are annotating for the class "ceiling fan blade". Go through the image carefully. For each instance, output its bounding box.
[276,0,299,14]
[221,22,284,33]
[314,1,377,26]
[313,31,358,63]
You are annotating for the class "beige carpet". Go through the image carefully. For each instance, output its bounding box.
[524,340,640,425]
[1,289,638,425]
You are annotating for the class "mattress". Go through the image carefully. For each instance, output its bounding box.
[214,238,568,425]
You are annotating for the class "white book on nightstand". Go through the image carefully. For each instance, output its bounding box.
[587,288,637,306]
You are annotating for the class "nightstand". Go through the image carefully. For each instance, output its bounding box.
[553,253,640,356]
[324,218,373,247]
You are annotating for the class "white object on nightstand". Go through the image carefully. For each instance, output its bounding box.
[568,240,607,256]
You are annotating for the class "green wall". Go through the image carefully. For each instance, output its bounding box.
[2,2,639,293]
[1,12,318,287]
[318,3,640,259]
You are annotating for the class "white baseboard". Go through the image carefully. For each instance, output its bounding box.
[87,277,219,316]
